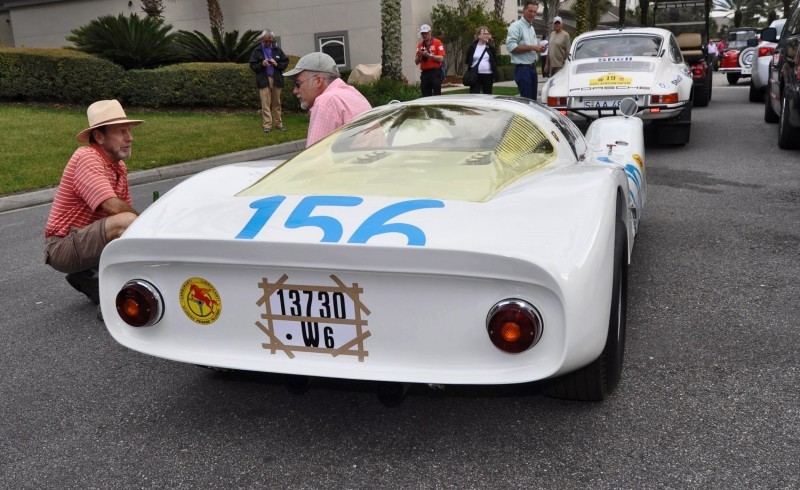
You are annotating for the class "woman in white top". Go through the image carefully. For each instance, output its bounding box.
[463,26,500,94]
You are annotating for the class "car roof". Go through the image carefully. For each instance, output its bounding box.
[574,27,672,41]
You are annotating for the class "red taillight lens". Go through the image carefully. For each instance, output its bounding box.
[693,68,703,76]
[758,46,775,57]
[547,96,567,106]
[115,280,164,327]
[651,93,679,104]
[486,300,543,353]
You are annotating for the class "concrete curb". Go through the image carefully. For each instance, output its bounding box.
[0,139,306,214]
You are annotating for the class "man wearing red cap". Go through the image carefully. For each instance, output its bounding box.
[44,99,141,306]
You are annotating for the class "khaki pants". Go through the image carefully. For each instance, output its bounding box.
[45,218,108,274]
[259,76,283,130]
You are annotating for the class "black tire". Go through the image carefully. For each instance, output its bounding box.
[765,93,780,123]
[694,80,710,107]
[727,73,740,85]
[655,102,692,146]
[543,199,628,401]
[778,95,800,149]
[749,82,764,102]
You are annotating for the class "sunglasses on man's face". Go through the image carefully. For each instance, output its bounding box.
[294,76,320,88]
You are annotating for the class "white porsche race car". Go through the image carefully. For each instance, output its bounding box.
[100,95,646,403]
[542,27,695,145]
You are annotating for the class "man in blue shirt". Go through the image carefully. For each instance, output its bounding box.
[506,1,546,100]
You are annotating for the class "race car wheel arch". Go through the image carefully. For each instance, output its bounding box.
[543,192,628,402]
[778,94,800,149]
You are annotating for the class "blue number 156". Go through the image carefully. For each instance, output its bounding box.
[235,195,444,246]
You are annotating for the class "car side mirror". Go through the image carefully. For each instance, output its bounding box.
[747,38,758,47]
[760,27,778,43]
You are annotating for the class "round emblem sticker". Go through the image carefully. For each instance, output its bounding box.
[179,277,222,325]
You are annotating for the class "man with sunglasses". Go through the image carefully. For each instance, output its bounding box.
[285,52,372,147]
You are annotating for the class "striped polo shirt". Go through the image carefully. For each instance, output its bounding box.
[45,144,132,238]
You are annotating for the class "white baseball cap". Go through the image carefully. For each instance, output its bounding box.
[419,24,431,33]
[553,16,563,24]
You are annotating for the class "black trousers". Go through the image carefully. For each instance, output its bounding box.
[420,69,442,97]
[468,73,494,94]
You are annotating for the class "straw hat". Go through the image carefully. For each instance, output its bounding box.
[76,100,144,142]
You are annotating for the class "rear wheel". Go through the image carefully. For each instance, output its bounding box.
[543,202,628,401]
[749,82,763,102]
[727,73,741,85]
[765,93,780,123]
[694,81,710,107]
[656,101,692,146]
[778,95,800,149]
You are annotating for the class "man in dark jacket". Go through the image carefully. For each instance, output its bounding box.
[249,29,290,133]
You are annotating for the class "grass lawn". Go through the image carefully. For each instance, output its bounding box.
[0,103,309,196]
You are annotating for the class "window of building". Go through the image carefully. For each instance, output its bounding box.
[315,31,350,69]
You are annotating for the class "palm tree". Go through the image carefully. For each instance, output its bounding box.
[574,0,588,36]
[141,0,166,18]
[207,0,224,32]
[494,0,504,17]
[712,0,767,27]
[381,0,404,81]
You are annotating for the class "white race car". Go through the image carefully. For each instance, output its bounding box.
[542,27,694,145]
[100,95,646,402]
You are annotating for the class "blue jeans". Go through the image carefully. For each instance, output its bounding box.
[514,64,538,100]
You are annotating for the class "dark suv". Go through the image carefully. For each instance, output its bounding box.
[762,6,800,148]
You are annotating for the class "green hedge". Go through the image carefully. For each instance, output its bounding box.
[0,48,417,110]
[0,48,125,104]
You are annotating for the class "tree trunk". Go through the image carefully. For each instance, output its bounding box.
[207,0,224,32]
[574,0,588,37]
[141,0,165,18]
[381,0,404,81]
[618,0,627,27]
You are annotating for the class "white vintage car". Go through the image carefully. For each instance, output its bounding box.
[542,27,694,145]
[100,95,646,403]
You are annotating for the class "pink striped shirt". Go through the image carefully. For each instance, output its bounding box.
[45,144,132,238]
[306,78,372,147]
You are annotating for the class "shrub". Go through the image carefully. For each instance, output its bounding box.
[175,27,261,63]
[68,13,182,70]
[352,78,420,106]
[496,54,511,66]
[0,48,125,104]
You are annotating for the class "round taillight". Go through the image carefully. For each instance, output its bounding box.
[115,280,164,327]
[486,300,543,353]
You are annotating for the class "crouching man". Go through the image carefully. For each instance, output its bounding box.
[44,99,141,306]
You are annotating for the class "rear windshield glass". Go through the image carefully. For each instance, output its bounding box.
[574,35,663,59]
[238,103,558,202]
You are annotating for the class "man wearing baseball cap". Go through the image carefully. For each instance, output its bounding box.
[415,24,446,97]
[44,99,141,307]
[546,16,571,77]
[285,52,372,147]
